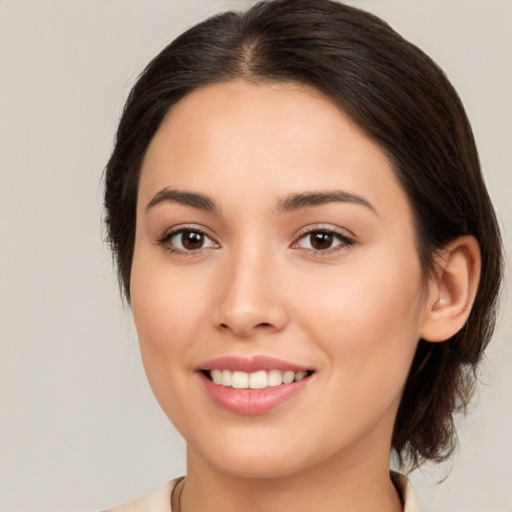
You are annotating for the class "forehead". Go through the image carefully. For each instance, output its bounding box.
[138,80,411,223]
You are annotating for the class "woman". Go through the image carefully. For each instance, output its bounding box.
[103,0,502,510]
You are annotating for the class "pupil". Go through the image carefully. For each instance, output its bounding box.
[311,231,332,250]
[182,231,204,250]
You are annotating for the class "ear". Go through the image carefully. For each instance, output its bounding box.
[421,236,481,343]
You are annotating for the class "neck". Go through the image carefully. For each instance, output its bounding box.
[180,440,402,512]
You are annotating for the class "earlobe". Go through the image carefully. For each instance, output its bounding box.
[421,236,481,343]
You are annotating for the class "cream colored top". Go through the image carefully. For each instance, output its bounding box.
[107,472,422,512]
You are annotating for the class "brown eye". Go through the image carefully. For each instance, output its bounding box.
[166,228,218,252]
[181,230,205,250]
[294,229,354,252]
[310,231,334,250]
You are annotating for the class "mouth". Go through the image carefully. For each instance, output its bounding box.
[202,369,314,389]
[197,356,315,415]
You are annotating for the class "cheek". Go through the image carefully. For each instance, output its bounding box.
[294,248,425,387]
[131,245,206,338]
[129,252,211,432]
[129,247,209,388]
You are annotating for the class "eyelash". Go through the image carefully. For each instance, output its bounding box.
[156,226,219,256]
[292,226,355,254]
[156,225,355,256]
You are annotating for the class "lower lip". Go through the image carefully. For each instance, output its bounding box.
[199,373,311,415]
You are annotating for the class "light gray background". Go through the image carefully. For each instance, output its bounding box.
[1,1,511,511]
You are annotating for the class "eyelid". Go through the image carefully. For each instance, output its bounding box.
[291,224,356,252]
[156,224,220,254]
[293,223,355,239]
[155,223,354,256]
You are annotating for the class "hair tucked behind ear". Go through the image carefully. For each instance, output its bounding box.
[104,0,503,469]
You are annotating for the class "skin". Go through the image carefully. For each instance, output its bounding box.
[130,80,442,512]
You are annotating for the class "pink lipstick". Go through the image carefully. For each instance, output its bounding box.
[198,356,314,415]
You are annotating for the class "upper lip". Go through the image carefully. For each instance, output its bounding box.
[198,355,312,373]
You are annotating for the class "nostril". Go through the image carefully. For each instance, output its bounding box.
[219,322,272,329]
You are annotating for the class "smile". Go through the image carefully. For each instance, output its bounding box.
[198,356,315,414]
[207,369,310,389]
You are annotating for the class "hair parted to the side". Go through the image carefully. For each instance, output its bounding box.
[104,0,502,469]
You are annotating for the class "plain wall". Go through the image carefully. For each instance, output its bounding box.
[1,1,511,511]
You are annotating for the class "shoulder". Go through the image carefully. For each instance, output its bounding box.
[104,477,183,512]
[391,471,422,512]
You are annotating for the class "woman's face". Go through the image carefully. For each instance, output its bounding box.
[131,81,433,478]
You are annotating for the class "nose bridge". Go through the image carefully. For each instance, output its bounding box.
[212,237,287,337]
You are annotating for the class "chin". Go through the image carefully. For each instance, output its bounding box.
[186,427,337,481]
[203,449,312,480]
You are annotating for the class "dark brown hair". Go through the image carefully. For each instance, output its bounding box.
[104,0,502,469]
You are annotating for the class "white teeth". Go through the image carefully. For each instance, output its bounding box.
[282,371,295,384]
[267,369,283,387]
[221,369,232,387]
[208,369,310,389]
[211,369,222,385]
[249,370,267,389]
[232,371,249,389]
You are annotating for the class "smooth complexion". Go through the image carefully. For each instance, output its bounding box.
[130,81,469,512]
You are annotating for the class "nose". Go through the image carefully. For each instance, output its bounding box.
[211,249,289,338]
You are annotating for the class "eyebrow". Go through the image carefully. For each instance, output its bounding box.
[146,188,221,212]
[275,190,377,215]
[146,188,376,216]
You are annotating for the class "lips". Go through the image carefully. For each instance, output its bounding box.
[198,356,314,414]
[199,355,311,373]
